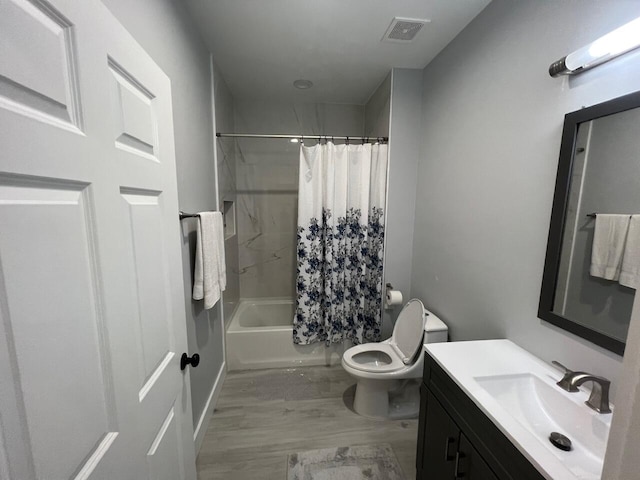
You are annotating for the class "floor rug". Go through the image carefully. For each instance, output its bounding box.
[287,443,405,480]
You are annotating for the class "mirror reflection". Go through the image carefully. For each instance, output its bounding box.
[552,107,640,345]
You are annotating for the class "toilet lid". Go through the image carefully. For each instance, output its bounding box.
[390,299,426,364]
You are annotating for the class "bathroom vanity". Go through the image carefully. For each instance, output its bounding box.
[416,340,611,480]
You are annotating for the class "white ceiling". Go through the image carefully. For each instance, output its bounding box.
[185,0,491,105]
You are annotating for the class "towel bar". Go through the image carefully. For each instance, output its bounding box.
[586,213,633,219]
[179,211,222,220]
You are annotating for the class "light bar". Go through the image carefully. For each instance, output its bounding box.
[549,17,640,77]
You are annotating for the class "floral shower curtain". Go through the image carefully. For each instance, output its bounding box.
[293,142,388,345]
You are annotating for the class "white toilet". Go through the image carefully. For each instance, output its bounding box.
[341,299,448,419]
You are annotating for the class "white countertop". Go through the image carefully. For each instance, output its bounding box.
[425,339,612,480]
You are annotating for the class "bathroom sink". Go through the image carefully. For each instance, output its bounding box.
[475,373,609,479]
[425,340,613,480]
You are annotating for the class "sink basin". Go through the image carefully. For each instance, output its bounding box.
[475,373,609,479]
[425,340,613,480]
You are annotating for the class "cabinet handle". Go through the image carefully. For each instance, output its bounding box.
[454,451,466,478]
[444,437,456,461]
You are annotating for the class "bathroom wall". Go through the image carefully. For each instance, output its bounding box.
[603,293,640,478]
[411,0,640,394]
[100,0,224,445]
[213,63,240,325]
[364,73,391,138]
[383,69,423,336]
[233,101,364,299]
[363,74,393,335]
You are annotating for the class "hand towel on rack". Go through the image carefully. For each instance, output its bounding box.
[193,212,224,309]
[620,215,640,289]
[589,214,630,281]
[213,212,226,291]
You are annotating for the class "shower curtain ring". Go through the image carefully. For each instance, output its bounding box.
[346,136,350,145]
[301,135,304,145]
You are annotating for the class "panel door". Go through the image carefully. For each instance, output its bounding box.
[0,0,196,478]
[458,433,499,480]
[419,388,460,480]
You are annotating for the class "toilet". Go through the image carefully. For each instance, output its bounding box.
[341,299,448,419]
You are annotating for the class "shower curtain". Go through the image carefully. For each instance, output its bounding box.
[293,142,388,345]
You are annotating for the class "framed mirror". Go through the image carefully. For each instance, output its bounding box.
[539,90,640,356]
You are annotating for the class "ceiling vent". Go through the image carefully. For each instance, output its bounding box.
[382,17,430,43]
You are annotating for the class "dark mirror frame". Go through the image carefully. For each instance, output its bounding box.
[539,90,640,356]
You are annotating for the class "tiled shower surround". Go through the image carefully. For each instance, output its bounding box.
[233,101,365,298]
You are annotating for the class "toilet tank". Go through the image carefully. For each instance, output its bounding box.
[423,309,448,344]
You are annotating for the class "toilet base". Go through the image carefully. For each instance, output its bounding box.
[352,378,420,419]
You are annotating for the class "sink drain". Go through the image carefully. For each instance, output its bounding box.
[549,432,572,451]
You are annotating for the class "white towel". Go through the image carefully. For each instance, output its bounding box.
[620,215,640,289]
[213,212,227,291]
[590,214,630,281]
[193,212,225,309]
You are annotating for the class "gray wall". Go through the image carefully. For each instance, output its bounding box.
[384,69,422,336]
[363,73,392,335]
[364,73,391,138]
[101,0,224,431]
[411,0,640,397]
[233,101,364,299]
[603,294,640,478]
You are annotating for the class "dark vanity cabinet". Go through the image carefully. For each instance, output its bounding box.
[418,386,497,479]
[416,352,545,480]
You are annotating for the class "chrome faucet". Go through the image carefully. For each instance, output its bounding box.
[552,361,612,414]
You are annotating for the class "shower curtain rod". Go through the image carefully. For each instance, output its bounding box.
[216,133,388,143]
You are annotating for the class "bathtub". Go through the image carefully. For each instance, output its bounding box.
[226,298,348,371]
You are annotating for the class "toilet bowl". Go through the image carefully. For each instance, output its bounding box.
[341,299,448,419]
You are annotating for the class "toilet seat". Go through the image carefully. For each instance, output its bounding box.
[342,299,427,374]
[342,342,406,373]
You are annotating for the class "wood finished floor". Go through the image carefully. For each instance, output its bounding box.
[196,365,418,480]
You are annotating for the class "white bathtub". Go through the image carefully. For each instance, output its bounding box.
[226,298,348,371]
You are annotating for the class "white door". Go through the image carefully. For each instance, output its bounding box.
[0,0,197,479]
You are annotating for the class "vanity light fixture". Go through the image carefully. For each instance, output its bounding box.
[549,16,640,77]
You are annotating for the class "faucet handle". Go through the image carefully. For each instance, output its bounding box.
[551,360,573,373]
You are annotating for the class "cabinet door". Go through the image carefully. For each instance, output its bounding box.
[418,387,460,479]
[456,433,498,480]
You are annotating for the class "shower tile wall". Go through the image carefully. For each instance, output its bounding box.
[234,100,365,298]
[213,63,240,323]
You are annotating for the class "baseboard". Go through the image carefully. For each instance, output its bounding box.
[193,361,227,453]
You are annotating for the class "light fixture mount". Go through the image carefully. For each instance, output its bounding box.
[293,79,313,89]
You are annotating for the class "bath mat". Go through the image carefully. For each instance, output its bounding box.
[287,443,405,480]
